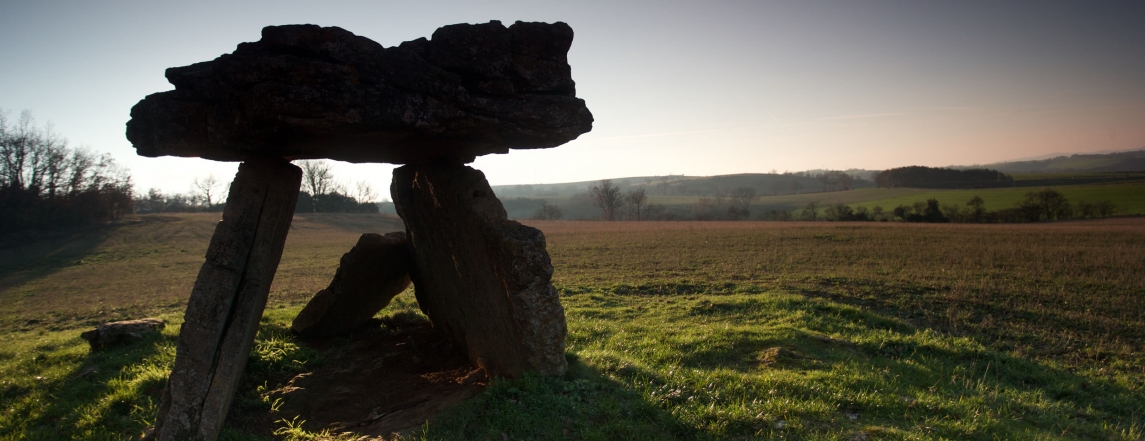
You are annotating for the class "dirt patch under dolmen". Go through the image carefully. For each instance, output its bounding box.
[234,313,485,439]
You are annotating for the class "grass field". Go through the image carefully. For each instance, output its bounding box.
[1010,171,1145,181]
[2,214,1143,440]
[736,181,1145,214]
[846,181,1145,214]
[501,180,1145,220]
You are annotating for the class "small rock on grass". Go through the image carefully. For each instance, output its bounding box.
[79,318,164,350]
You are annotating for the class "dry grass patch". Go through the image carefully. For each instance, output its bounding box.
[0,213,405,331]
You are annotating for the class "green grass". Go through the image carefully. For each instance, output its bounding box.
[0,317,174,440]
[2,215,1145,439]
[1011,171,1145,181]
[844,181,1145,213]
[527,181,1145,219]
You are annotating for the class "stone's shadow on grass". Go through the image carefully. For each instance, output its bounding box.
[854,342,1145,439]
[809,297,1141,428]
[791,275,1144,359]
[669,329,859,374]
[0,220,127,296]
[564,289,1145,439]
[226,312,487,439]
[416,353,706,441]
[10,330,173,440]
[212,304,704,441]
[844,315,1143,438]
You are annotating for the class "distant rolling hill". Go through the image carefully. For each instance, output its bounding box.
[489,171,876,199]
[958,149,1145,173]
[370,150,1145,219]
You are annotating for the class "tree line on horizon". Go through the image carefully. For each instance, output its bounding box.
[529,178,1121,224]
[1,110,384,233]
[134,160,379,215]
[1,110,133,232]
[875,166,1014,189]
[782,189,1116,223]
[2,109,1131,232]
[500,170,872,200]
[531,179,764,221]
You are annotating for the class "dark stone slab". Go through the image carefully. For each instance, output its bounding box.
[391,161,567,377]
[80,318,165,350]
[127,21,593,164]
[292,232,412,337]
[154,157,301,441]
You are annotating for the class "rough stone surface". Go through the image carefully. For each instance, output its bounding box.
[392,161,567,378]
[127,21,593,164]
[154,157,301,441]
[80,318,165,350]
[292,232,412,337]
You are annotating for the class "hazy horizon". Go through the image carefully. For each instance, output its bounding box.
[3,1,1143,194]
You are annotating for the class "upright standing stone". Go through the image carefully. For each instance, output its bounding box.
[392,161,567,377]
[154,157,301,441]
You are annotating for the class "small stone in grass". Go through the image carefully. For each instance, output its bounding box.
[79,318,165,350]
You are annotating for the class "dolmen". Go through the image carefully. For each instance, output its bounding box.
[127,21,591,441]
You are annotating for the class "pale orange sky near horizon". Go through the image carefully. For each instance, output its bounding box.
[2,0,1143,194]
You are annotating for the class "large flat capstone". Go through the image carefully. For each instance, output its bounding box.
[127,21,593,164]
[392,161,568,377]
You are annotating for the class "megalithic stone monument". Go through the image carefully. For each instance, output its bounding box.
[127,20,591,441]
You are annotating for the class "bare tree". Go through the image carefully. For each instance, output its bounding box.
[730,186,757,212]
[691,197,714,220]
[817,173,835,192]
[192,174,222,209]
[626,188,647,221]
[768,180,784,196]
[788,179,803,195]
[298,160,334,196]
[712,187,728,206]
[354,181,377,204]
[2,109,135,229]
[588,179,625,221]
[532,202,563,220]
[966,196,985,222]
[1,110,67,192]
[836,172,855,191]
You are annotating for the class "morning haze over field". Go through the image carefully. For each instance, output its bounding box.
[2,2,1145,440]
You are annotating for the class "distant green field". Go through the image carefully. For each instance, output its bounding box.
[497,173,1145,220]
[846,181,1145,214]
[744,188,917,211]
[1036,156,1134,171]
[651,181,1145,216]
[1010,171,1145,181]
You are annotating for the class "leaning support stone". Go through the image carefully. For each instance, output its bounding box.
[292,232,412,338]
[392,161,568,378]
[154,157,301,441]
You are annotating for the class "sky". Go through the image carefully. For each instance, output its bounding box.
[2,0,1144,196]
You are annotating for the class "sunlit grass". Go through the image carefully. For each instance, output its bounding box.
[2,214,1143,439]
